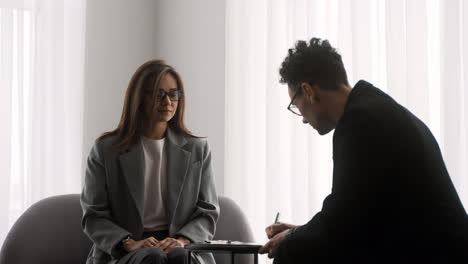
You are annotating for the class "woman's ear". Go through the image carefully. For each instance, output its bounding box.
[301,82,317,104]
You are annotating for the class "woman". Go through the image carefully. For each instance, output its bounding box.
[81,60,219,264]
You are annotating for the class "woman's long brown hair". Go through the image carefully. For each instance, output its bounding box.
[99,59,196,151]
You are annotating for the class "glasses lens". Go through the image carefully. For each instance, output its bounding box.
[154,90,163,101]
[289,105,302,116]
[168,91,179,101]
[155,90,181,101]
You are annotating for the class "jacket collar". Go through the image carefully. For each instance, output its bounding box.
[166,126,188,148]
[165,127,192,228]
[344,80,389,112]
[118,138,145,224]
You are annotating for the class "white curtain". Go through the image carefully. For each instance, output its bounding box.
[225,0,468,256]
[0,0,86,246]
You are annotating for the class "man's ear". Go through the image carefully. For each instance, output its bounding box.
[301,82,318,103]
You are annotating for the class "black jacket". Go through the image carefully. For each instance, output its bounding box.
[276,80,468,262]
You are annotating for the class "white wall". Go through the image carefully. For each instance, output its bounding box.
[83,0,225,193]
[152,0,226,193]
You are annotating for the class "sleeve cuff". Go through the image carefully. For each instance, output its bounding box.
[286,227,297,238]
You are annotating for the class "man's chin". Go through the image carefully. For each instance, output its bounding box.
[314,126,333,135]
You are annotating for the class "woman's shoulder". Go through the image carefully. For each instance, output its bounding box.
[95,133,116,147]
[182,136,212,160]
[91,134,120,156]
[168,128,209,149]
[185,135,209,149]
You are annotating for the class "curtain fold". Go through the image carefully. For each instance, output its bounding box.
[440,0,467,201]
[0,0,86,246]
[225,1,468,259]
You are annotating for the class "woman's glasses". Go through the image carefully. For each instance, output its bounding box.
[145,88,183,101]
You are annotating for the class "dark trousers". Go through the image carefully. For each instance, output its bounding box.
[117,230,188,264]
[273,230,461,264]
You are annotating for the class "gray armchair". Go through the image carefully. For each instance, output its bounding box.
[0,194,255,264]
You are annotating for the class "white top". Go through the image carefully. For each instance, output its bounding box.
[141,136,169,232]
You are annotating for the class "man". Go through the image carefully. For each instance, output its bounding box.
[258,38,468,263]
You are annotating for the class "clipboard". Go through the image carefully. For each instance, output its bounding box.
[184,240,262,264]
[185,240,262,251]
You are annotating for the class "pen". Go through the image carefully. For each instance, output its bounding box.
[274,212,280,224]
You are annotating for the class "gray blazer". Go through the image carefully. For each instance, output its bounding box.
[80,128,219,264]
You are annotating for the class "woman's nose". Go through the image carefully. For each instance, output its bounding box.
[161,95,171,105]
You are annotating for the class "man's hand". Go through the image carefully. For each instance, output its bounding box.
[265,222,297,239]
[258,229,289,258]
[158,237,191,253]
[123,237,160,252]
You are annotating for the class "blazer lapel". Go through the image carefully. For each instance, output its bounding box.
[119,140,145,224]
[166,128,191,226]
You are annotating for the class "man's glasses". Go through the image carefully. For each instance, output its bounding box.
[287,89,302,116]
[145,88,183,101]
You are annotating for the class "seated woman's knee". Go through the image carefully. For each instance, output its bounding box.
[167,247,188,264]
[140,247,168,263]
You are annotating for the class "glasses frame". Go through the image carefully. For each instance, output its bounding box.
[287,88,302,116]
[145,88,183,102]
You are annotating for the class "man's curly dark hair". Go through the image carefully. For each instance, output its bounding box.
[279,38,349,90]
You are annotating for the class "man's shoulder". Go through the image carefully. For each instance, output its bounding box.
[343,81,409,127]
[347,81,398,114]
[338,80,434,149]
